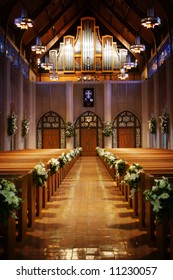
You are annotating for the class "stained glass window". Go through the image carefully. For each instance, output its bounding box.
[148,56,157,78]
[158,39,171,67]
[0,31,4,53]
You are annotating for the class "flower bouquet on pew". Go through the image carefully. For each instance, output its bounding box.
[48,158,60,175]
[33,162,48,187]
[0,179,22,224]
[144,176,173,223]
[58,153,71,168]
[115,159,127,177]
[123,163,143,197]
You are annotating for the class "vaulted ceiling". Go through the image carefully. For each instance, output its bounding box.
[0,0,172,74]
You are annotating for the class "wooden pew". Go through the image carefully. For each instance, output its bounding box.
[98,147,173,259]
[0,148,79,259]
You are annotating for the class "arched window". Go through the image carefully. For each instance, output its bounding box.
[36,111,65,148]
[112,110,141,148]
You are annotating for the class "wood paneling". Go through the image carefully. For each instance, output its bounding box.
[118,128,135,148]
[81,128,97,156]
[43,129,59,148]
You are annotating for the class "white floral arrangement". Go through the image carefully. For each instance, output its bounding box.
[115,159,127,177]
[65,122,75,137]
[96,147,105,157]
[48,158,60,175]
[144,176,173,222]
[104,151,117,168]
[75,147,82,155]
[58,153,70,168]
[96,147,117,168]
[123,163,143,197]
[22,118,30,137]
[0,179,22,224]
[33,162,48,187]
[148,116,157,134]
[159,112,169,134]
[102,121,113,137]
[71,147,82,157]
[7,112,18,136]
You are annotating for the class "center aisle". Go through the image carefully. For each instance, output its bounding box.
[16,156,159,260]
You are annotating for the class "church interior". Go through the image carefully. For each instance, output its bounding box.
[0,0,173,260]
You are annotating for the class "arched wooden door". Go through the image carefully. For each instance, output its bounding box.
[36,111,66,148]
[74,111,103,156]
[112,111,141,148]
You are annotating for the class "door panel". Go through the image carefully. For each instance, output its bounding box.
[81,128,97,156]
[118,128,135,148]
[43,129,59,148]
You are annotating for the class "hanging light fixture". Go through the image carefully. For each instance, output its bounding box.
[123,54,138,70]
[117,68,129,80]
[130,36,145,53]
[31,37,46,54]
[141,6,161,29]
[49,71,59,81]
[41,62,53,71]
[14,9,33,30]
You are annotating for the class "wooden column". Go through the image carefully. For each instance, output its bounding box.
[104,81,112,148]
[66,82,74,149]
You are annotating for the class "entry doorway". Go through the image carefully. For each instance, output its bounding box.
[118,128,135,148]
[81,128,97,156]
[112,110,141,148]
[42,129,60,148]
[74,111,103,156]
[37,111,65,148]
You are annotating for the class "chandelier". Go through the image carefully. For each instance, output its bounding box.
[77,75,99,82]
[41,62,53,71]
[130,36,145,53]
[117,68,129,80]
[14,9,33,30]
[123,54,138,70]
[141,7,161,29]
[31,37,46,54]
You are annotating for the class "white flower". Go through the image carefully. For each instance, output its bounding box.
[152,199,162,212]
[159,179,166,188]
[159,193,170,200]
[48,158,60,167]
[130,173,138,181]
[129,165,136,172]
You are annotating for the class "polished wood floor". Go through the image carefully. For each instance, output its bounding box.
[15,156,160,260]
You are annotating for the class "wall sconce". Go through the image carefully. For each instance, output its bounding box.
[14,9,33,29]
